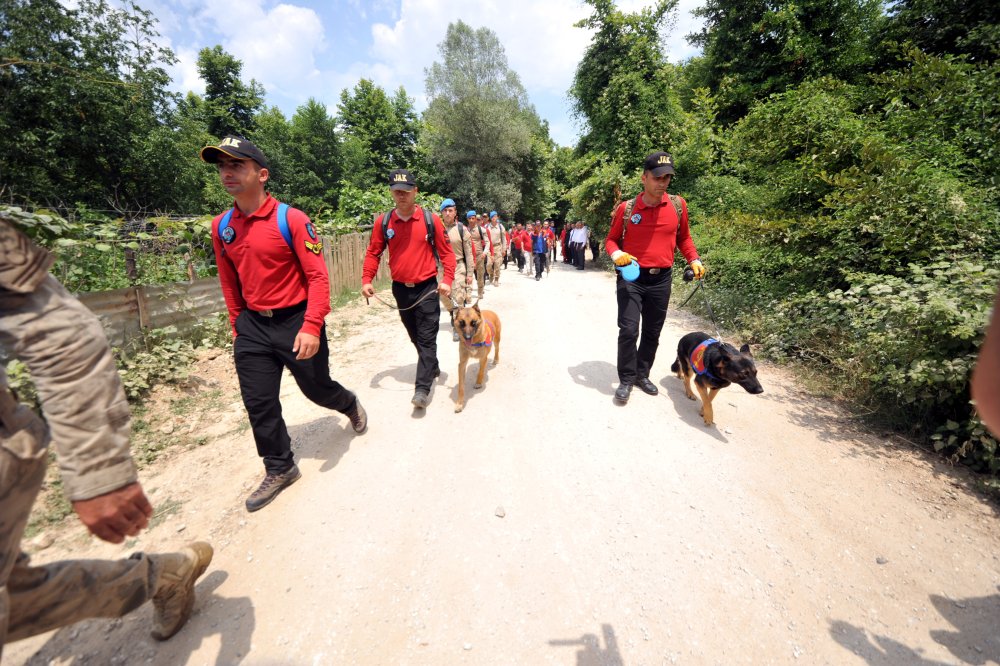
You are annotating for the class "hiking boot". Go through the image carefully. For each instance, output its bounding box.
[636,378,659,396]
[245,466,301,513]
[613,384,632,405]
[150,541,214,641]
[346,398,367,434]
[412,391,430,409]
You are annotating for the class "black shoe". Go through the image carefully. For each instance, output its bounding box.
[636,378,659,396]
[613,384,632,404]
[346,398,367,434]
[412,391,430,408]
[246,466,301,512]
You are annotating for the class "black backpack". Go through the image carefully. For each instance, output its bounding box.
[378,207,441,265]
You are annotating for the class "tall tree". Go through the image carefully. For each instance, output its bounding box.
[0,0,180,211]
[881,0,999,64]
[688,0,884,125]
[421,20,547,214]
[337,80,419,189]
[197,45,265,138]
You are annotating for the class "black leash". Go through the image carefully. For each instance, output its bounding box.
[678,279,723,341]
[365,285,439,311]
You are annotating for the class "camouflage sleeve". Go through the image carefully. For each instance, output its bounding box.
[0,216,55,293]
[0,242,136,501]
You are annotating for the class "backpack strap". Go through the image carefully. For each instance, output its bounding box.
[218,205,294,252]
[379,209,441,266]
[668,194,684,222]
[620,195,685,245]
[276,202,292,248]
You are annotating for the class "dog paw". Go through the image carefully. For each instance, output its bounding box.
[473,383,483,389]
[686,394,697,401]
[703,419,714,427]
[454,404,464,413]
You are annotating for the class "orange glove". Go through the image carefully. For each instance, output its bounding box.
[613,252,637,267]
[690,259,706,280]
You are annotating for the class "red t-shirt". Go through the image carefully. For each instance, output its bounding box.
[212,195,330,337]
[362,207,456,286]
[604,193,699,268]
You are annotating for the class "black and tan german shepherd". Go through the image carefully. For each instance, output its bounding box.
[671,332,763,426]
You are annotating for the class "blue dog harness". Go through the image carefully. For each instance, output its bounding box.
[690,338,721,381]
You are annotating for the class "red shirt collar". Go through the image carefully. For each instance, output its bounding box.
[633,192,670,212]
[231,194,276,222]
[393,206,425,223]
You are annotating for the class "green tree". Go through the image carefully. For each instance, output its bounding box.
[881,0,999,64]
[421,20,548,215]
[337,80,419,188]
[688,0,884,125]
[197,45,265,138]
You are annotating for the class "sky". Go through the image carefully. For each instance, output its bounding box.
[127,0,705,147]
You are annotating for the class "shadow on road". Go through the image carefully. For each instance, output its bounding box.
[829,619,952,665]
[20,570,254,666]
[290,415,352,473]
[928,589,1000,664]
[568,360,617,397]
[549,623,624,666]
[369,363,418,390]
[658,375,730,443]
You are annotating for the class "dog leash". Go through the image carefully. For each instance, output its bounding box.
[678,279,724,341]
[366,285,439,311]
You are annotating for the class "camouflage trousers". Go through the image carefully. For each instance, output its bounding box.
[0,386,177,655]
[440,265,472,313]
[488,248,503,285]
[474,256,487,297]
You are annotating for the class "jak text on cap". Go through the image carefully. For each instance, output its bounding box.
[643,151,675,176]
[389,169,416,190]
[200,135,269,169]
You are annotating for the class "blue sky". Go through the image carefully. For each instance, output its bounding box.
[129,0,704,147]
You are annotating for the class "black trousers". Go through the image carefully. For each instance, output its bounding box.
[616,269,672,385]
[234,303,357,474]
[513,248,525,270]
[533,252,546,278]
[392,278,440,392]
[573,243,586,269]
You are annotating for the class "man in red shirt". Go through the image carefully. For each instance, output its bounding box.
[202,136,367,512]
[605,151,706,405]
[361,169,457,409]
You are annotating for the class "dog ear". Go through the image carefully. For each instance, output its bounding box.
[473,302,481,313]
[739,343,752,356]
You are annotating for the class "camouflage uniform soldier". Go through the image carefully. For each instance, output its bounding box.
[466,211,489,299]
[438,199,475,341]
[0,213,213,656]
[486,212,507,287]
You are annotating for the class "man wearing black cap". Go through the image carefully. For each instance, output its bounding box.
[605,151,706,405]
[361,169,457,409]
[201,135,368,512]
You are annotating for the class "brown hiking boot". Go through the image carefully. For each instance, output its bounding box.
[151,541,214,641]
[245,466,301,512]
[346,398,367,434]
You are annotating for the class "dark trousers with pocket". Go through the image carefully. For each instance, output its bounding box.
[533,252,546,278]
[234,302,357,474]
[392,279,441,393]
[616,269,672,385]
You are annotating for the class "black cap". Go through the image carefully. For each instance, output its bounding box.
[200,135,268,169]
[389,169,416,190]
[643,151,675,176]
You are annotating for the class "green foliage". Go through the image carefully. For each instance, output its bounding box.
[421,21,552,216]
[881,0,1000,64]
[337,80,420,189]
[756,263,999,469]
[197,45,264,137]
[689,0,884,124]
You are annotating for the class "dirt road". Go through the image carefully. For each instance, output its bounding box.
[8,257,1000,665]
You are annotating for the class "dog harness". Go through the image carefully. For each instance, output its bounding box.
[464,319,495,348]
[690,338,720,380]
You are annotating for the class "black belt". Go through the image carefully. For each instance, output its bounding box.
[641,266,671,275]
[250,300,307,318]
[393,277,435,289]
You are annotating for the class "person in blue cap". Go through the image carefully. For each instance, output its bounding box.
[439,199,475,341]
[466,210,488,299]
[486,211,507,287]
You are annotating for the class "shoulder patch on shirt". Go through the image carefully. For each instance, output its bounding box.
[221,226,236,243]
[630,213,642,225]
[305,222,318,241]
[305,240,323,255]
[386,228,396,240]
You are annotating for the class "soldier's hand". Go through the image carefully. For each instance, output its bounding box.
[690,259,706,280]
[361,283,375,298]
[612,252,637,267]
[73,482,153,544]
[438,283,452,298]
[293,332,320,360]
[466,275,473,285]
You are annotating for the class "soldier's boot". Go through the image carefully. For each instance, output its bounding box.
[150,541,214,641]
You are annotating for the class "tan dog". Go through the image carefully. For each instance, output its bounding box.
[453,303,501,413]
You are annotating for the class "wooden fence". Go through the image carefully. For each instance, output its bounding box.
[79,231,388,349]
